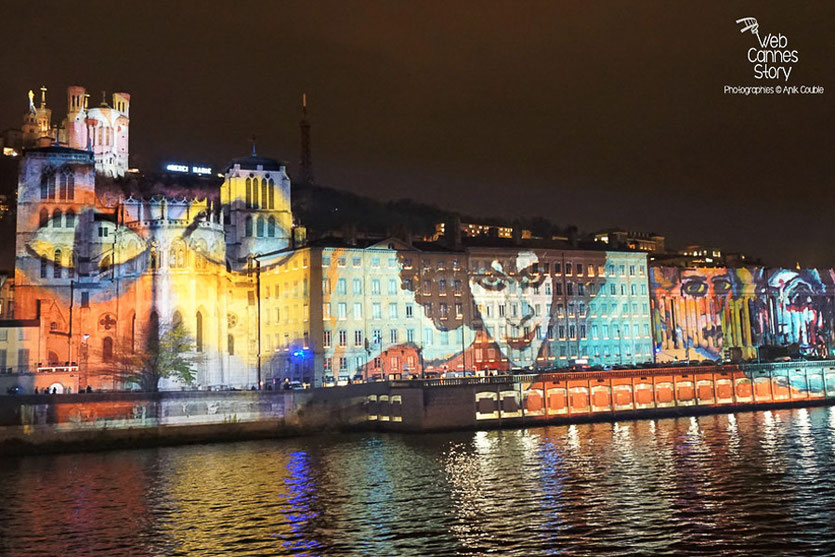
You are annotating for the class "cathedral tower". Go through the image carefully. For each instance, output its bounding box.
[221,148,293,271]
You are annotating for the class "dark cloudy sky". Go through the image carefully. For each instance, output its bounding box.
[1,1,832,266]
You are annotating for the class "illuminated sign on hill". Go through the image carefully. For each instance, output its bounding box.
[165,163,213,175]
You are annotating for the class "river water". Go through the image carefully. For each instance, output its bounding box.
[2,407,835,556]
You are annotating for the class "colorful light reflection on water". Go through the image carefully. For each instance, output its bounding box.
[2,407,835,556]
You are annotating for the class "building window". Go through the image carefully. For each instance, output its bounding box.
[354,330,363,346]
[59,168,74,200]
[256,217,265,237]
[195,311,204,352]
[102,337,113,362]
[405,304,414,318]
[52,250,62,278]
[372,303,382,319]
[228,334,235,355]
[261,178,268,211]
[338,329,347,346]
[245,216,253,237]
[268,178,276,209]
[390,329,398,344]
[40,168,56,200]
[267,216,276,237]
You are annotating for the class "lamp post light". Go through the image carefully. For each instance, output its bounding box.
[81,333,90,392]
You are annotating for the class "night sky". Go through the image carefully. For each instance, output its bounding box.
[1,1,832,267]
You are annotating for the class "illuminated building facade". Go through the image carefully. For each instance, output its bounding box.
[650,266,835,361]
[592,228,666,253]
[255,241,653,384]
[18,86,130,178]
[427,221,535,242]
[9,131,295,390]
[4,105,655,390]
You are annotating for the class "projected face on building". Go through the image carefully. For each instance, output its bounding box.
[469,251,552,367]
[651,266,835,361]
[763,269,827,349]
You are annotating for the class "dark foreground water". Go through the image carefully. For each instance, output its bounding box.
[2,408,835,556]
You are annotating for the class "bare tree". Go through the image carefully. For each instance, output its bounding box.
[106,321,197,391]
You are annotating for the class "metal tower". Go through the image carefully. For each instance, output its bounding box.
[299,93,313,186]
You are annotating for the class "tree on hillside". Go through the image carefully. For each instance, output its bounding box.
[106,320,197,391]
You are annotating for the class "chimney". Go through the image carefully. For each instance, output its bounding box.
[512,226,522,245]
[445,215,462,250]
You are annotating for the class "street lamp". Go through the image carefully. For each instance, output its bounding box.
[81,333,90,392]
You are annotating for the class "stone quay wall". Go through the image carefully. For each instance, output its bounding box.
[2,362,835,455]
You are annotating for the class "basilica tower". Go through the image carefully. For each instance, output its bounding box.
[221,148,293,271]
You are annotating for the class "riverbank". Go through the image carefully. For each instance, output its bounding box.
[2,361,834,455]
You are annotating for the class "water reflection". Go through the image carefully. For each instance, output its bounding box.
[1,408,835,556]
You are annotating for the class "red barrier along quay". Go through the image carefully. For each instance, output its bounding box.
[372,361,835,431]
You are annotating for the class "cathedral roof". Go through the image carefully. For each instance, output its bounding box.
[225,153,285,172]
[25,145,91,155]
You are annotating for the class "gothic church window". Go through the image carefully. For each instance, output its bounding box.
[102,337,113,362]
[196,311,204,352]
[269,178,275,209]
[40,168,56,200]
[65,209,75,228]
[267,217,276,238]
[245,216,253,237]
[256,217,265,237]
[53,250,62,279]
[245,178,252,208]
[59,167,74,200]
[261,179,268,210]
[195,239,208,270]
[52,209,62,227]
